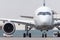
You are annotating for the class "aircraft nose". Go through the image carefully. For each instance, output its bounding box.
[42,20,47,25]
[40,17,47,23]
[39,16,49,25]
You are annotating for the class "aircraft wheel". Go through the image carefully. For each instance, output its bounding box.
[45,33,47,37]
[23,33,26,37]
[29,33,31,38]
[57,33,60,37]
[42,33,44,37]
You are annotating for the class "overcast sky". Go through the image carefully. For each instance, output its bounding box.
[0,0,60,19]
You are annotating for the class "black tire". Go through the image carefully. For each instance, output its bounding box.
[23,33,26,37]
[29,33,31,38]
[57,33,60,37]
[45,33,47,37]
[42,33,44,37]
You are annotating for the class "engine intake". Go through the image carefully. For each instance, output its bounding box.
[3,22,15,35]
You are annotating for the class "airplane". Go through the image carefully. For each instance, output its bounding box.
[0,0,60,37]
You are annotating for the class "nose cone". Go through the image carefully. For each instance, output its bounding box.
[39,16,52,25]
[41,19,47,24]
[40,18,48,25]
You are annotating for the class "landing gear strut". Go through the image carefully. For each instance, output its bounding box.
[42,32,47,37]
[23,26,31,38]
[23,30,31,37]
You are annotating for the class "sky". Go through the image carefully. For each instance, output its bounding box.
[0,0,60,30]
[0,0,60,19]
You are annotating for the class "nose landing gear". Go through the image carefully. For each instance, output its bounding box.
[42,32,47,37]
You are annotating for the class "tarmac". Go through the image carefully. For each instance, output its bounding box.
[0,37,60,40]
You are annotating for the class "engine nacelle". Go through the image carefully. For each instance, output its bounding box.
[2,22,16,35]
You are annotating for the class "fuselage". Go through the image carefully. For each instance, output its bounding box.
[34,6,54,30]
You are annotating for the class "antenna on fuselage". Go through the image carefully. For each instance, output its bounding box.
[43,0,45,6]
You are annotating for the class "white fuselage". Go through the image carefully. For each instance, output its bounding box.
[34,6,54,30]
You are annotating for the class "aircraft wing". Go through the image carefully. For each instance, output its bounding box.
[54,18,60,20]
[0,18,35,26]
[20,16,33,19]
[54,20,60,26]
[53,17,60,26]
[54,20,60,30]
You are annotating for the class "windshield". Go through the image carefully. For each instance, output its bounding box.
[38,12,51,15]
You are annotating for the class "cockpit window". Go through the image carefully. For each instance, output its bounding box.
[38,12,51,15]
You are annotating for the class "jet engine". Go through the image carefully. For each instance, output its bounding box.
[3,22,16,35]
